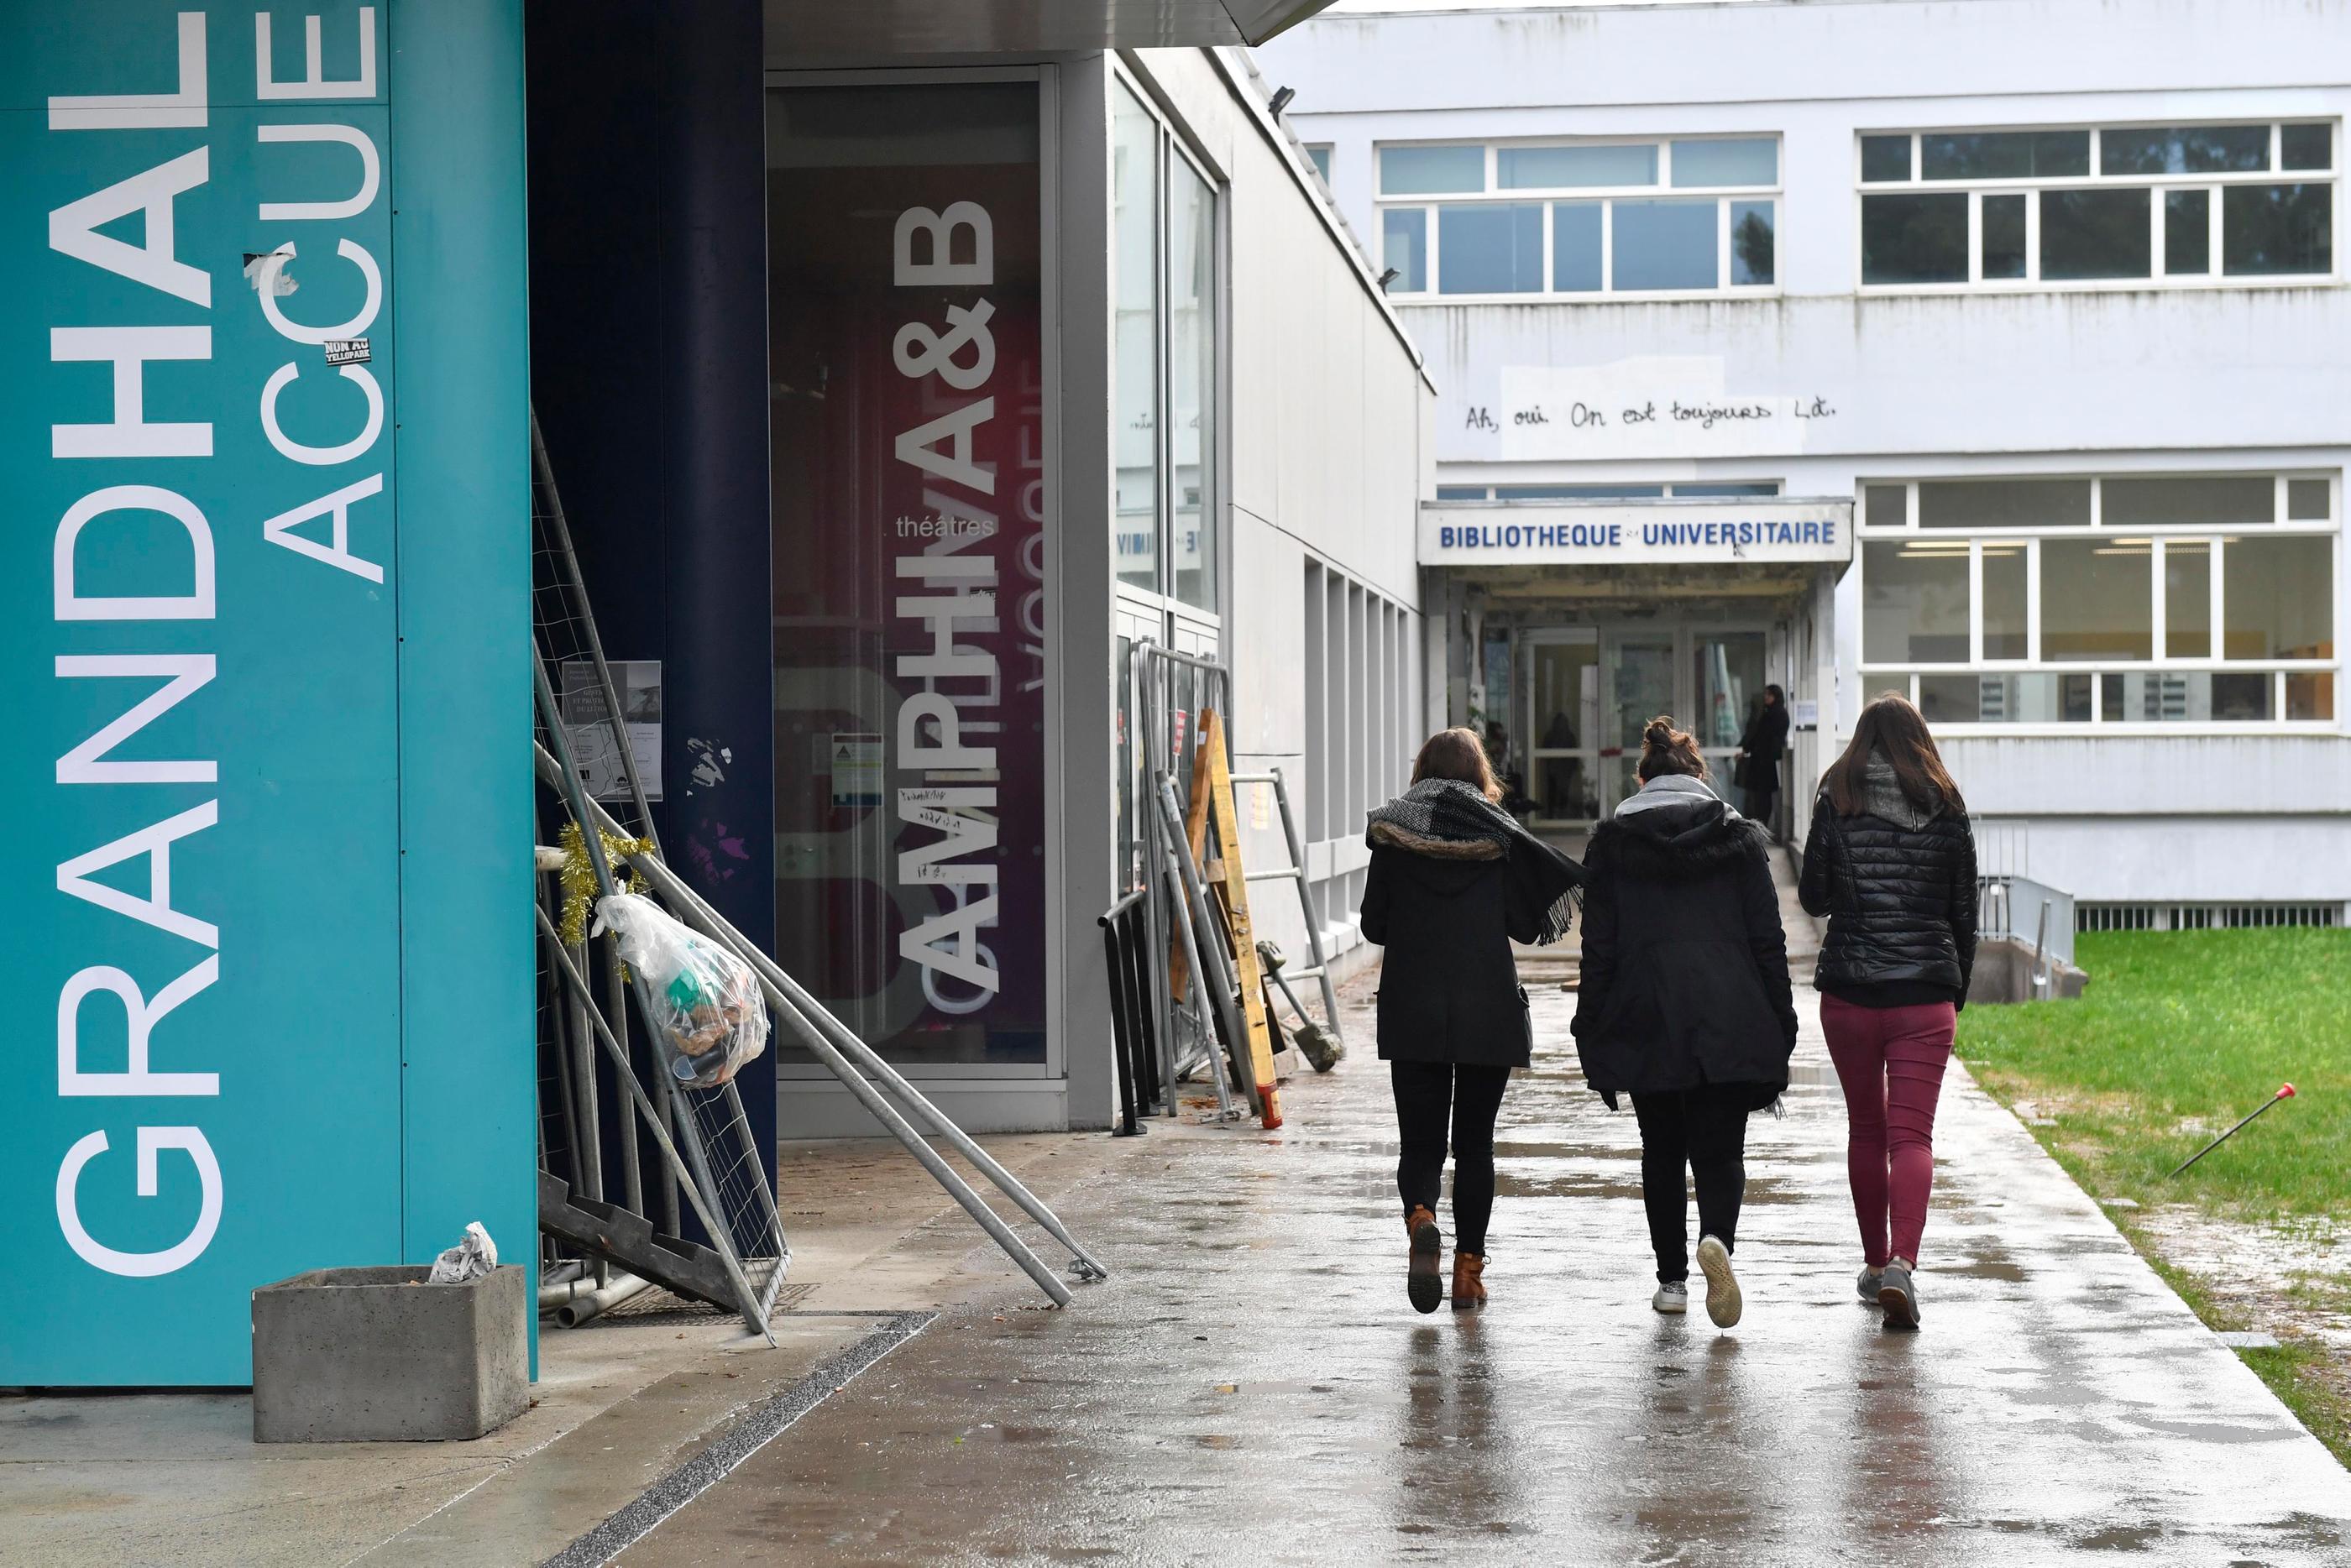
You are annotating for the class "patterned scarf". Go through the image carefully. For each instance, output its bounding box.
[1365,778,1587,944]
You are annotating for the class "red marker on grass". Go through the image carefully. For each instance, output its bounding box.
[2168,1083,2296,1178]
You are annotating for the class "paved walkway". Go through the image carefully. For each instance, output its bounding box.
[627,977,2351,1565]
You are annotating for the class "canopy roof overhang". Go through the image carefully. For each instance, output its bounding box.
[765,0,1337,56]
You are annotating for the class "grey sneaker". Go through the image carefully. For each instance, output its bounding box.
[1696,1235,1743,1328]
[1857,1266,1884,1304]
[1878,1258,1921,1330]
[1652,1279,1689,1315]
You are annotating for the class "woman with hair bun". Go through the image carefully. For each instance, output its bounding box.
[1360,727,1586,1313]
[1572,718,1796,1328]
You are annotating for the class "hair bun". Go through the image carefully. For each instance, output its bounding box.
[1642,718,1675,747]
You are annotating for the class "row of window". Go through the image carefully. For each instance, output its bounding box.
[1435,482,1781,501]
[1858,474,2337,726]
[1371,121,2336,298]
[1302,561,1419,934]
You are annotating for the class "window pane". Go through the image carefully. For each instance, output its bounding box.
[2103,474,2273,528]
[2101,125,2271,175]
[1306,145,1332,182]
[1918,478,2091,528]
[2040,188,2151,280]
[1674,483,1782,497]
[2223,184,2333,275]
[2106,677,2266,724]
[1861,135,1912,183]
[2225,536,2333,659]
[1982,542,2028,658]
[1862,193,1967,284]
[1382,206,1427,291]
[1498,483,1663,499]
[1439,202,1544,293]
[1113,86,1161,594]
[2281,123,2333,172]
[2108,672,2275,721]
[1863,540,1969,662]
[1435,485,1490,500]
[1612,198,1719,290]
[2041,536,2153,661]
[1864,483,1909,528]
[1922,673,2069,723]
[2287,671,2334,720]
[2164,189,2211,275]
[2165,541,2212,657]
[1552,201,1603,291]
[1921,130,2088,180]
[1170,158,1217,612]
[1730,200,1775,285]
[1982,192,2027,279]
[1381,144,1484,194]
[1500,144,1656,189]
[1672,139,1776,187]
[2287,478,2331,520]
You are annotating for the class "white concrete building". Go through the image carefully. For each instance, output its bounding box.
[1262,0,2349,924]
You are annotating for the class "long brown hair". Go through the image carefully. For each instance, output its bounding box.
[1412,726,1502,802]
[1825,693,1966,817]
[1636,716,1708,781]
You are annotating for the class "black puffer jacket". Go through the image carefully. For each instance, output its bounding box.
[1359,847,1542,1067]
[1798,755,1979,1006]
[1571,776,1796,1109]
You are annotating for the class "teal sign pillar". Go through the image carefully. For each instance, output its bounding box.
[0,2,533,1385]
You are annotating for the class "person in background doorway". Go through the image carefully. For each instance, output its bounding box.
[1573,719,1795,1329]
[1361,728,1585,1313]
[1734,683,1791,839]
[1799,693,1978,1331]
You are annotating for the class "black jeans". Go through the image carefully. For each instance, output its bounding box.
[1631,1086,1752,1283]
[1391,1061,1512,1254]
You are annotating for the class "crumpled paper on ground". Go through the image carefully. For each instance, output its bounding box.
[428,1221,498,1284]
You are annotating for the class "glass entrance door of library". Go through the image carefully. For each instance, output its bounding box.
[1523,625,1767,824]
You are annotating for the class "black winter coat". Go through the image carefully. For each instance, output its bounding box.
[1359,845,1544,1067]
[1571,782,1797,1109]
[1797,790,1979,1005]
[1734,702,1790,791]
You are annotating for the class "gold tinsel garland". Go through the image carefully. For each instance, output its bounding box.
[556,819,656,948]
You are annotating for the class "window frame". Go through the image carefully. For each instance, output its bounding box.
[1855,473,2341,734]
[1856,119,2340,295]
[1110,65,1228,625]
[1374,135,1783,303]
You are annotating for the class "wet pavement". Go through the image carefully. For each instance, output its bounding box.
[623,977,2351,1566]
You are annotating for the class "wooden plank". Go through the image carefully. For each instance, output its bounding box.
[1199,710,1283,1128]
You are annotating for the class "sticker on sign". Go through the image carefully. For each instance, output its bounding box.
[325,337,371,365]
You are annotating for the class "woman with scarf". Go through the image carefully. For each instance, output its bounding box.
[1572,719,1796,1329]
[1359,728,1584,1314]
[1799,693,1977,1331]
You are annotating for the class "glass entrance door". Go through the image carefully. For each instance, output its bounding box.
[1523,632,1598,823]
[1602,632,1678,813]
[1693,631,1770,805]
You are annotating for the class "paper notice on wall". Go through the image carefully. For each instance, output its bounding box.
[825,732,883,807]
[561,660,663,802]
[1792,698,1820,729]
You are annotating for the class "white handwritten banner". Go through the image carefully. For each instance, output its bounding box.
[1467,356,1838,461]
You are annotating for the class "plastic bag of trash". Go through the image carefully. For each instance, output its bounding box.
[592,892,771,1089]
[428,1221,498,1284]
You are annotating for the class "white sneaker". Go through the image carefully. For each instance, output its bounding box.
[1652,1280,1688,1315]
[1696,1235,1742,1328]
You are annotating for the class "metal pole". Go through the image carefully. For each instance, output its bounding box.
[2168,1084,2296,1178]
[606,930,646,1220]
[1155,776,1256,1116]
[1270,766,1343,1039]
[539,747,1104,1291]
[1160,846,1238,1121]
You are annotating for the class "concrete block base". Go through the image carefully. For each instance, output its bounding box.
[252,1264,528,1443]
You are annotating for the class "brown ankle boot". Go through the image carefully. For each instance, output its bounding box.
[1452,1251,1486,1310]
[1406,1205,1443,1315]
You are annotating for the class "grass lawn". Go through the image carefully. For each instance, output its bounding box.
[1957,927,2351,1466]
